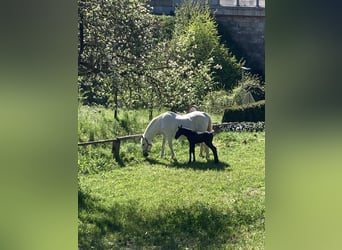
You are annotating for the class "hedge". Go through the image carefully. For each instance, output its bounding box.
[222,100,265,122]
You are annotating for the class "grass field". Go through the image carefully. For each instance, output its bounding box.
[78,106,265,249]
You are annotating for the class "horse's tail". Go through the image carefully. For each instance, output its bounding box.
[207,114,212,132]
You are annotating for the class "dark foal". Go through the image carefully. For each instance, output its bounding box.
[175,126,219,163]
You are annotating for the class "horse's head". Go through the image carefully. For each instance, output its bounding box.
[141,136,152,157]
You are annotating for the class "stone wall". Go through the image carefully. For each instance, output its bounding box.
[214,8,265,76]
[213,122,265,132]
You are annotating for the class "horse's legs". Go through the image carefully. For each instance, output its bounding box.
[205,143,210,159]
[160,135,166,158]
[199,143,204,157]
[167,137,175,159]
[200,143,209,159]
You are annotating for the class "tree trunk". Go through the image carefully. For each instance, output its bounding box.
[149,90,153,120]
[113,81,118,120]
[149,104,153,120]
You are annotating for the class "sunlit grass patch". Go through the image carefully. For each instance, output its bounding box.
[78,106,264,249]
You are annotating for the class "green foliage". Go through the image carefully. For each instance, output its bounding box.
[222,100,265,122]
[173,0,210,38]
[213,44,242,90]
[153,15,175,41]
[241,71,265,86]
[202,90,235,114]
[173,0,242,90]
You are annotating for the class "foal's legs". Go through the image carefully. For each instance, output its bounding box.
[189,143,196,163]
[205,141,219,163]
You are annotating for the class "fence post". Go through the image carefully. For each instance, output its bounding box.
[112,139,121,161]
[236,0,240,7]
[256,0,259,7]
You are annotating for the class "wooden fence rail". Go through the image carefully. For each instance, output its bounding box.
[78,134,142,162]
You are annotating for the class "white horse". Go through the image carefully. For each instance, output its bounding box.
[141,111,212,159]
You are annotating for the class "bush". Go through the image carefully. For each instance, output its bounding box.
[230,73,265,105]
[173,0,242,90]
[222,100,265,122]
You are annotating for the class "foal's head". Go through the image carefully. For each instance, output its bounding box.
[175,126,183,139]
[175,126,190,139]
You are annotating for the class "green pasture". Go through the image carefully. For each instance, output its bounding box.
[78,106,265,249]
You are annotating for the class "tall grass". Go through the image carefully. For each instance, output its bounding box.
[78,106,150,142]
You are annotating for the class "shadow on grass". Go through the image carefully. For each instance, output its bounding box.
[172,160,230,171]
[78,189,262,249]
[144,157,229,171]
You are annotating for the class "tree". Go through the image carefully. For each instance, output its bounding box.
[78,0,157,119]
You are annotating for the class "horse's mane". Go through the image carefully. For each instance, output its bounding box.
[143,116,158,135]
